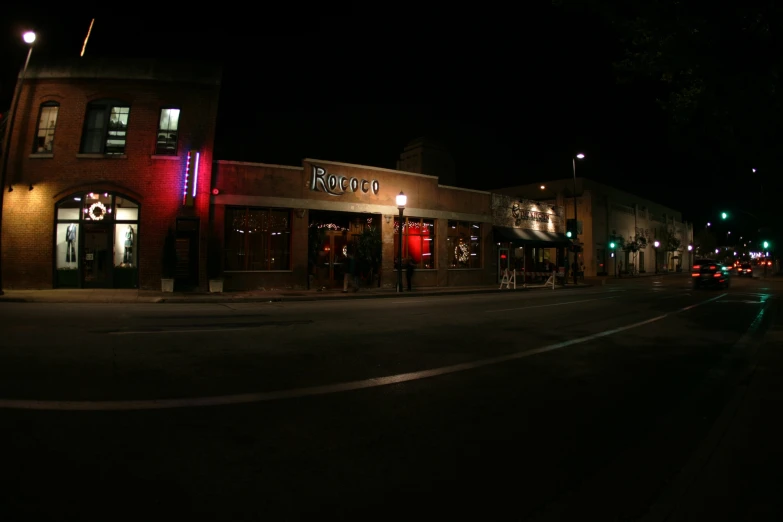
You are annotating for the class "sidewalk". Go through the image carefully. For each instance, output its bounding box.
[0,280,593,304]
[643,298,783,521]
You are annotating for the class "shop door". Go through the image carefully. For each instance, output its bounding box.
[175,218,200,290]
[316,231,350,288]
[82,223,112,288]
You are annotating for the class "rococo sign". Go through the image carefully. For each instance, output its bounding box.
[511,203,550,224]
[310,166,380,197]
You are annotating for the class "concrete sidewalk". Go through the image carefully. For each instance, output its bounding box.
[0,280,592,304]
[643,298,783,521]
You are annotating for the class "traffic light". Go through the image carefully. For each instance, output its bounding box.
[566,219,576,238]
[721,212,728,220]
[763,241,770,250]
[609,241,616,249]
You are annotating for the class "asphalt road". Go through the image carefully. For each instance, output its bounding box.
[0,275,780,521]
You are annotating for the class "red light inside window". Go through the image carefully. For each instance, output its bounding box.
[500,254,507,259]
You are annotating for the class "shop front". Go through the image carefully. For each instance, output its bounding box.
[54,191,140,289]
[211,159,495,291]
[491,194,570,283]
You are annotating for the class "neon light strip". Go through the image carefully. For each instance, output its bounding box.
[192,152,200,198]
[183,150,191,204]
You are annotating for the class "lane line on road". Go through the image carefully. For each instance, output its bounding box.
[485,296,617,313]
[0,293,727,412]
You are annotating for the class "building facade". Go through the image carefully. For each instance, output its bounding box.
[494,178,694,277]
[0,58,586,292]
[0,58,221,290]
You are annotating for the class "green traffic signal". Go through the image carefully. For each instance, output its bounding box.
[763,241,769,249]
[721,212,728,219]
[566,230,572,238]
[609,241,616,249]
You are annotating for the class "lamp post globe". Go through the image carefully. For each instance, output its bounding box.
[396,191,406,293]
[23,31,36,44]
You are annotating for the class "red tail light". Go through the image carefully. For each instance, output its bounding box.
[692,273,699,277]
[713,273,721,278]
[709,265,716,270]
[693,265,701,270]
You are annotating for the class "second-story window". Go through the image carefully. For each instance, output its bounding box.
[156,108,180,155]
[81,99,131,155]
[34,102,59,153]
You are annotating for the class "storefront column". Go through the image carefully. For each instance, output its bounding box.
[436,218,448,287]
[381,214,396,288]
[291,209,309,288]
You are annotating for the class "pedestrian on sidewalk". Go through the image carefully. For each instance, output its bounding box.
[405,256,415,291]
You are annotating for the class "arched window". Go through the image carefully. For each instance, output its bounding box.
[55,192,140,288]
[80,99,131,155]
[33,101,59,153]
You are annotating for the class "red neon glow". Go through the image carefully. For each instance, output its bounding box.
[182,150,192,204]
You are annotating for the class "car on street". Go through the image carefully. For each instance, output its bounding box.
[737,262,753,277]
[692,261,730,289]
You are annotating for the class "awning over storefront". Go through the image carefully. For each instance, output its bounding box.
[493,226,572,247]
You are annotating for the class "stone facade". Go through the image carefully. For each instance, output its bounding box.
[494,178,694,276]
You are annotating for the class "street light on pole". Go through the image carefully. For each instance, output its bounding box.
[654,240,660,274]
[395,191,406,293]
[0,30,36,296]
[572,153,585,285]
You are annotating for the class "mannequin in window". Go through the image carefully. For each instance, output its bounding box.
[65,224,77,263]
[123,225,134,265]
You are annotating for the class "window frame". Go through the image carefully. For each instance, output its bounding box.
[80,99,132,155]
[393,216,436,270]
[155,107,181,156]
[224,207,293,272]
[447,220,483,269]
[33,101,59,153]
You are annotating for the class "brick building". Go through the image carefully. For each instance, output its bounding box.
[0,58,221,290]
[1,58,576,292]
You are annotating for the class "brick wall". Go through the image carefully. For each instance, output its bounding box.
[1,67,221,290]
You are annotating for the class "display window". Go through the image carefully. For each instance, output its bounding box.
[447,220,482,268]
[54,192,140,288]
[393,217,435,269]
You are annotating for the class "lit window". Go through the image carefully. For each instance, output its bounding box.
[156,108,180,155]
[33,102,59,153]
[81,99,131,155]
[447,221,482,268]
[393,217,436,269]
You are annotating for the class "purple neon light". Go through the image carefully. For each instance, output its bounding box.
[192,152,200,198]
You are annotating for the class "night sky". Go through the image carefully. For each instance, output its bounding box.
[0,6,764,232]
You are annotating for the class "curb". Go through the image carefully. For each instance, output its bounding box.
[0,283,594,304]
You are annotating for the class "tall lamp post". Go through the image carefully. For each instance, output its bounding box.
[396,191,406,293]
[687,244,693,270]
[572,153,585,285]
[653,240,660,274]
[0,30,36,296]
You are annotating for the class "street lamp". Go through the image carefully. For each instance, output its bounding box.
[687,244,693,270]
[0,30,36,296]
[396,191,407,293]
[572,153,585,285]
[653,240,660,274]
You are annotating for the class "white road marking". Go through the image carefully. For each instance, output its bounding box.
[110,326,276,335]
[0,293,727,412]
[486,296,617,313]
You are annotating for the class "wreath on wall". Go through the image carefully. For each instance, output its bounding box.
[88,202,107,221]
[455,242,470,264]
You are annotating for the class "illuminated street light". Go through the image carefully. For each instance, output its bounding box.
[687,245,693,251]
[396,191,407,293]
[540,185,545,190]
[707,222,711,227]
[0,30,37,296]
[576,153,585,159]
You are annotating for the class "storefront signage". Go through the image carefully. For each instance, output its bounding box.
[310,166,380,197]
[511,203,550,224]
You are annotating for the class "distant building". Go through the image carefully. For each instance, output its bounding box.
[396,136,456,187]
[492,178,694,276]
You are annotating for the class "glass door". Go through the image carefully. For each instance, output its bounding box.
[331,231,350,288]
[82,223,112,287]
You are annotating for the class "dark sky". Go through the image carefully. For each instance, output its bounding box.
[1,6,702,222]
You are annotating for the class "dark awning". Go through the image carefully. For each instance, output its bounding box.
[493,226,572,247]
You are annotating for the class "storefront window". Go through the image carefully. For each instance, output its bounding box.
[55,192,139,288]
[225,207,291,271]
[447,221,482,268]
[393,217,435,269]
